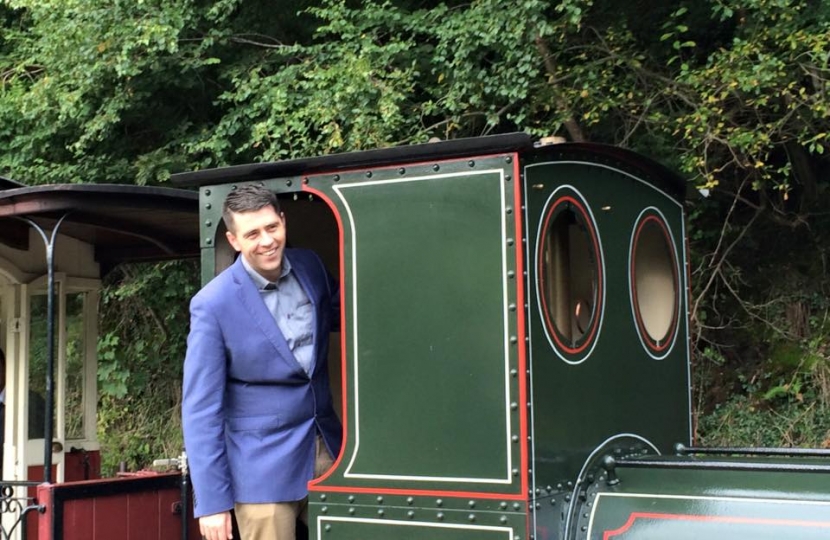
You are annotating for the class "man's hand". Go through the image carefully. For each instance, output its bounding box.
[199,511,233,540]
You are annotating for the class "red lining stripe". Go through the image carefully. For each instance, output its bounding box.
[537,194,603,356]
[630,214,679,354]
[305,154,527,503]
[604,511,830,540]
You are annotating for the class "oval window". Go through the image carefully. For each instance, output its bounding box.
[630,212,679,356]
[537,194,603,360]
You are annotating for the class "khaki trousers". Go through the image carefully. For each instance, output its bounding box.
[234,436,334,540]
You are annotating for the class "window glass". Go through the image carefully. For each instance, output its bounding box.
[539,198,600,353]
[27,293,51,441]
[65,292,86,440]
[631,215,678,352]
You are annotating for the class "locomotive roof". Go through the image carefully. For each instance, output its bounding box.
[0,183,200,272]
[171,132,687,201]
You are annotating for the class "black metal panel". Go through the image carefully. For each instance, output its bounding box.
[171,133,534,187]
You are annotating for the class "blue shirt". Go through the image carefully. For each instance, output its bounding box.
[241,255,315,375]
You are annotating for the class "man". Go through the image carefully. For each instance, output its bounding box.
[182,185,341,540]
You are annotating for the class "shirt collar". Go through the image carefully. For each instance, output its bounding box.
[240,254,292,290]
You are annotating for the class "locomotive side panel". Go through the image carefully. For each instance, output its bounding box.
[523,152,690,539]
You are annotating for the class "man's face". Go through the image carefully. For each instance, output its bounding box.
[225,205,287,282]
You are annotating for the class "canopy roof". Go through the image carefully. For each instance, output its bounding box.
[0,184,200,272]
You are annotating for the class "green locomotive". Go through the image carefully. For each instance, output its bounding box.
[176,133,830,540]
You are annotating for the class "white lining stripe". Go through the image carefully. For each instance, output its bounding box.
[317,516,514,539]
[334,168,514,483]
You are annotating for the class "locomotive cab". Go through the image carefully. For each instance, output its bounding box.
[178,132,693,540]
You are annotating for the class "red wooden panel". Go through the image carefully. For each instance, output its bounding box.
[65,450,102,482]
[28,465,57,540]
[91,492,130,539]
[61,500,95,540]
[127,490,161,538]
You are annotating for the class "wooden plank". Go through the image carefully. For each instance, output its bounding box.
[91,494,129,539]
[61,499,94,540]
[127,490,161,539]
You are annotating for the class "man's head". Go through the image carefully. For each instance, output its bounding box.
[223,185,287,282]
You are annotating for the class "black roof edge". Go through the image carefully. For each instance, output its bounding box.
[0,176,25,190]
[172,132,535,188]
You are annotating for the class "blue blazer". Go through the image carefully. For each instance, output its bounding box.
[182,249,342,518]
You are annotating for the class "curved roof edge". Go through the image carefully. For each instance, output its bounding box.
[172,133,535,187]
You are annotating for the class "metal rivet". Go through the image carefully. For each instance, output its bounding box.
[500,516,508,524]
[506,207,513,214]
[468,500,476,508]
[546,485,552,492]
[582,526,587,532]
[510,336,518,344]
[437,512,445,520]
[507,238,514,246]
[334,175,340,182]
[205,220,212,227]
[512,468,519,476]
[550,499,556,505]
[510,402,518,410]
[513,502,521,510]
[433,164,440,171]
[468,160,475,167]
[508,271,515,278]
[206,238,213,245]
[286,180,292,187]
[505,175,512,182]
[399,167,406,175]
[348,495,355,502]
[436,499,443,507]
[505,156,512,164]
[535,488,541,495]
[512,435,519,442]
[377,509,384,517]
[366,171,373,178]
[500,502,508,509]
[377,496,383,504]
[320,494,327,501]
[407,510,415,518]
[407,497,414,505]
[324,524,331,532]
[349,507,355,514]
[322,506,328,513]
[303,177,309,184]
[231,185,237,190]
[510,369,518,377]
[204,189,211,196]
[509,303,516,311]
[205,203,212,209]
[468,514,476,522]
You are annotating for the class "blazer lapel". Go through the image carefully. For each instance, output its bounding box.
[230,257,304,374]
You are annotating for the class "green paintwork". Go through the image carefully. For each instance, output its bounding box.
[310,156,523,494]
[313,516,514,540]
[585,465,830,540]
[524,158,689,475]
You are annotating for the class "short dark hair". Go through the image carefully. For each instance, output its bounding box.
[222,185,281,233]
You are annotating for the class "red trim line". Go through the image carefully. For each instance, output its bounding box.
[302,185,349,487]
[630,214,679,354]
[511,156,531,537]
[537,194,603,356]
[604,511,830,540]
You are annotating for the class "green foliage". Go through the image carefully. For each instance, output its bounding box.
[3,0,830,465]
[96,261,198,474]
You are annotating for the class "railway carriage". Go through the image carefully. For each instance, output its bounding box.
[2,133,830,539]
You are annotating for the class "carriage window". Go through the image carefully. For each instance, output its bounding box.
[631,214,678,353]
[538,197,601,354]
[28,294,51,440]
[65,292,86,440]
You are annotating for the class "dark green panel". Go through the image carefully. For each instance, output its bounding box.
[589,492,830,540]
[316,518,513,540]
[524,160,691,485]
[337,169,511,481]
